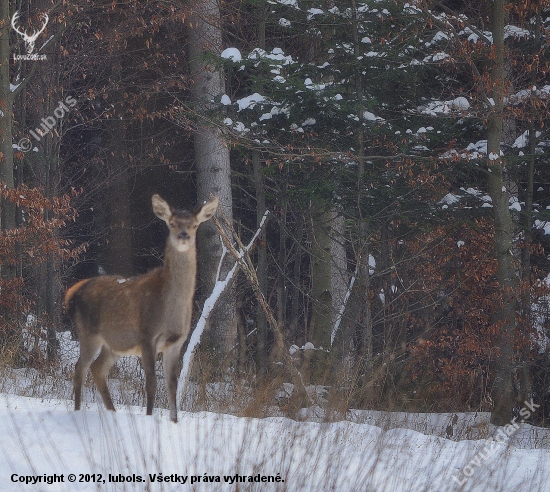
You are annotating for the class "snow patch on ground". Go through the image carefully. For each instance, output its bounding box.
[1,395,550,491]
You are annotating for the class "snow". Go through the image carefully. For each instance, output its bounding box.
[363,110,383,122]
[459,27,492,44]
[534,220,550,235]
[504,25,530,39]
[369,254,376,275]
[509,198,522,212]
[431,52,450,62]
[305,78,326,91]
[419,97,469,115]
[426,31,450,47]
[302,118,316,126]
[439,189,494,209]
[232,121,248,133]
[512,130,541,148]
[446,140,489,160]
[220,94,232,106]
[440,193,460,205]
[248,48,294,66]
[272,0,299,8]
[1,395,549,491]
[403,3,422,14]
[220,47,242,62]
[236,93,265,111]
[453,96,470,110]
[510,86,550,105]
[307,8,324,20]
[467,141,487,153]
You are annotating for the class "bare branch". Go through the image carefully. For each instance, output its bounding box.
[213,211,313,406]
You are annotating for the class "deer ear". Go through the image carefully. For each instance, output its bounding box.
[152,194,172,222]
[196,197,219,223]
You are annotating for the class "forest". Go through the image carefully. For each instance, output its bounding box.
[1,0,550,429]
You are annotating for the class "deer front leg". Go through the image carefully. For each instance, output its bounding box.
[141,344,157,416]
[163,343,183,423]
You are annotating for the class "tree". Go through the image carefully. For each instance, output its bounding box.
[484,0,517,426]
[188,0,237,360]
[1,1,17,279]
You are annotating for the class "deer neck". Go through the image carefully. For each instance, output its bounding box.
[161,243,197,303]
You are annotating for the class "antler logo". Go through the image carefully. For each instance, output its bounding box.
[11,11,49,55]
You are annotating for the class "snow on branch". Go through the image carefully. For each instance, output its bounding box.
[331,264,359,346]
[212,210,312,406]
[176,211,269,406]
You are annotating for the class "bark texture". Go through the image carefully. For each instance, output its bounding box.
[188,0,236,357]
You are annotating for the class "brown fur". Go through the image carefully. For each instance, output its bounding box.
[67,195,218,422]
[64,279,90,316]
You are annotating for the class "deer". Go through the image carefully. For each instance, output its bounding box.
[65,194,219,422]
[11,11,49,55]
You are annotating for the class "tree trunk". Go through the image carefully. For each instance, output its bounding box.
[0,1,18,353]
[102,117,133,277]
[0,0,16,269]
[252,151,267,375]
[488,0,518,426]
[289,213,304,342]
[307,198,332,383]
[188,0,236,359]
[517,4,542,407]
[309,199,332,350]
[349,0,372,377]
[252,7,267,376]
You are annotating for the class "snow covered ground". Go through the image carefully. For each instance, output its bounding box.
[1,332,549,491]
[1,393,550,492]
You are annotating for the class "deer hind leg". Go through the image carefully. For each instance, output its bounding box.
[141,344,157,416]
[90,346,119,411]
[74,335,103,411]
[163,342,183,423]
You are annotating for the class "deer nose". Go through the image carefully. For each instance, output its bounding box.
[178,231,190,241]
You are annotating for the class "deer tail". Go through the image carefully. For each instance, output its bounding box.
[64,279,91,319]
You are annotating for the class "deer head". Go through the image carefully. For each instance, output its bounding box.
[152,194,217,253]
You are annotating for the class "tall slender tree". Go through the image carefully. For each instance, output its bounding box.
[188,0,236,358]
